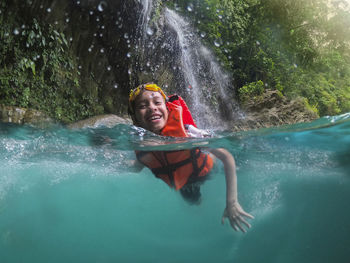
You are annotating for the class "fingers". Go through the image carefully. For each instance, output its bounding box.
[229,220,239,232]
[241,210,255,219]
[239,216,251,229]
[222,213,253,233]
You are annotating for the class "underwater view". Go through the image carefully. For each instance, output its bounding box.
[1,114,349,263]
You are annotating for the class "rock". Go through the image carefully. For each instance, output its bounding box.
[232,90,319,130]
[0,105,53,126]
[67,114,132,129]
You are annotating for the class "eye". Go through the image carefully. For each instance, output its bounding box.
[137,104,147,109]
[155,101,163,105]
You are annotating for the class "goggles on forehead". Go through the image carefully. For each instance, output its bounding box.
[128,83,167,113]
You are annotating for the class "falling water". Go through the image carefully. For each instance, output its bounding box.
[164,8,238,128]
[134,1,240,129]
[137,0,153,47]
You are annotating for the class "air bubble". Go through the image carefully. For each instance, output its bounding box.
[47,8,52,13]
[13,28,20,35]
[114,84,118,89]
[124,33,129,39]
[107,66,111,71]
[126,52,131,58]
[200,32,206,38]
[100,48,105,53]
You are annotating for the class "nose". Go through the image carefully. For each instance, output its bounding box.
[148,102,158,112]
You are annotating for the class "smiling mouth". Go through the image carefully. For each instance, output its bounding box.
[148,115,161,121]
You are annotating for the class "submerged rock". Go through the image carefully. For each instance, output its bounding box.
[67,114,132,129]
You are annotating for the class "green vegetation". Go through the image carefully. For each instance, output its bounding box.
[1,0,349,122]
[170,0,350,116]
[0,2,103,123]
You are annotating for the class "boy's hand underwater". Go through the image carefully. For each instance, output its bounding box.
[222,201,254,233]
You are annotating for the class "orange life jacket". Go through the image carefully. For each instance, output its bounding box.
[136,97,213,190]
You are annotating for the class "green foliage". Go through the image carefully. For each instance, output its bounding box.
[169,0,350,116]
[239,80,265,101]
[0,6,103,123]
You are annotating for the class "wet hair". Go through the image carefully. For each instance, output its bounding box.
[180,183,202,205]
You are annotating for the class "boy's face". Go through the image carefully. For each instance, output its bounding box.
[134,90,168,134]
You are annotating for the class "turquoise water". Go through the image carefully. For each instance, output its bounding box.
[1,114,349,263]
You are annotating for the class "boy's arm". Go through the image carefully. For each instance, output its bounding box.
[209,148,254,233]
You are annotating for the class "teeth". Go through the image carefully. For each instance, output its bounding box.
[150,116,160,120]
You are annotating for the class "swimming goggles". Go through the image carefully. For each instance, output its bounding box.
[128,83,167,112]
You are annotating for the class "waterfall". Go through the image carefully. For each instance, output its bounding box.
[165,8,240,128]
[137,0,153,50]
[135,2,241,129]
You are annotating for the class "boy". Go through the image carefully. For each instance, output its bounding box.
[128,83,253,233]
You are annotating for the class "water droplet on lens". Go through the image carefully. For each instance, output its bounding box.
[214,39,222,47]
[124,33,129,39]
[114,83,118,89]
[98,1,107,12]
[47,8,52,13]
[187,4,193,12]
[146,27,154,36]
[100,48,105,53]
[126,52,131,58]
[65,18,70,23]
[107,66,111,71]
[90,11,94,15]
[13,28,20,35]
